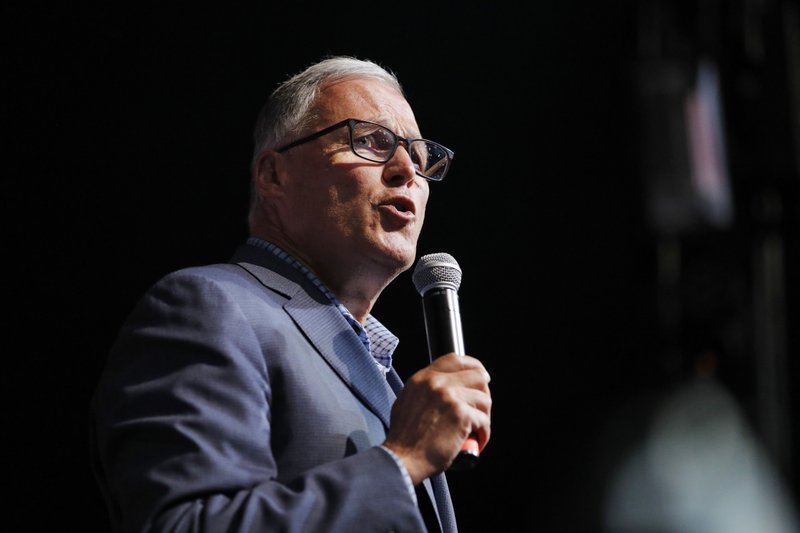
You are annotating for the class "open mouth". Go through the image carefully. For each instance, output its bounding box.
[382,195,415,215]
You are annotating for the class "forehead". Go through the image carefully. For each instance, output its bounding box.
[314,77,419,135]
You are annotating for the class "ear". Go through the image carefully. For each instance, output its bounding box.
[253,149,287,200]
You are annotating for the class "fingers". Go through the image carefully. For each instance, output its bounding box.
[425,352,492,423]
[384,353,492,482]
[429,352,487,373]
[447,376,492,451]
[429,354,492,415]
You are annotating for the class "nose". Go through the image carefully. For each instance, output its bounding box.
[382,141,419,186]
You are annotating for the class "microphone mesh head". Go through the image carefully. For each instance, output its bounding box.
[412,252,462,295]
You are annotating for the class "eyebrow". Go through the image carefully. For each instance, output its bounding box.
[366,116,421,139]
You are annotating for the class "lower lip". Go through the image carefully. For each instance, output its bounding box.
[378,204,415,223]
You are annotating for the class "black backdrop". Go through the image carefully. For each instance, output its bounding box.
[7,2,798,531]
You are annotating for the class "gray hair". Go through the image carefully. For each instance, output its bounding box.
[250,55,404,170]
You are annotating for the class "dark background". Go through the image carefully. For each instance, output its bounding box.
[7,1,799,531]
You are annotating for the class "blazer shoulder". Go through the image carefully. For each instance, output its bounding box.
[157,262,300,300]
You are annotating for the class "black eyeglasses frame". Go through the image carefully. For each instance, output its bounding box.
[275,118,453,182]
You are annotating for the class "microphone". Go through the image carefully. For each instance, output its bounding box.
[412,252,479,472]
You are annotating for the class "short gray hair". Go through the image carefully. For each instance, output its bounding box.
[250,55,404,170]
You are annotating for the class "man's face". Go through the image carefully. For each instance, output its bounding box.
[275,77,430,280]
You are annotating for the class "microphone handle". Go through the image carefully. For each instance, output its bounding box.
[421,288,480,472]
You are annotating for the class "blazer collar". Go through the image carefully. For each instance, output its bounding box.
[230,243,398,427]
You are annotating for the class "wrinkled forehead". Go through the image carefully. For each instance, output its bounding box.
[313,76,420,138]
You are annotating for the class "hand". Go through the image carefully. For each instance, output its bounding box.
[383,353,491,484]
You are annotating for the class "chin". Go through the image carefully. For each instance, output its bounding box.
[375,241,416,272]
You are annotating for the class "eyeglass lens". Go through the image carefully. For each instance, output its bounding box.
[350,121,448,181]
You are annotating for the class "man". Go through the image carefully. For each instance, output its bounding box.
[90,55,492,532]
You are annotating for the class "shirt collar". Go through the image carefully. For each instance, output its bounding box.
[246,237,399,372]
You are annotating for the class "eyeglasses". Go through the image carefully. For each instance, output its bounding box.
[276,118,454,182]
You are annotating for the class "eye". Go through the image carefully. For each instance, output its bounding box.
[370,128,395,151]
[352,124,396,153]
[352,133,370,147]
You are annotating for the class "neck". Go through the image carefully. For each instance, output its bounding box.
[320,266,393,324]
[249,231,396,324]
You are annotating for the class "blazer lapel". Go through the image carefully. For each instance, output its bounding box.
[283,290,396,427]
[231,245,396,427]
[430,473,457,533]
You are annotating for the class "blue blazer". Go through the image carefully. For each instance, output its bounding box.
[90,242,457,532]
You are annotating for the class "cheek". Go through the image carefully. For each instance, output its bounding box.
[417,184,430,224]
[324,182,371,230]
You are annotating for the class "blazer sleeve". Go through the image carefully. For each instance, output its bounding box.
[90,268,427,533]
